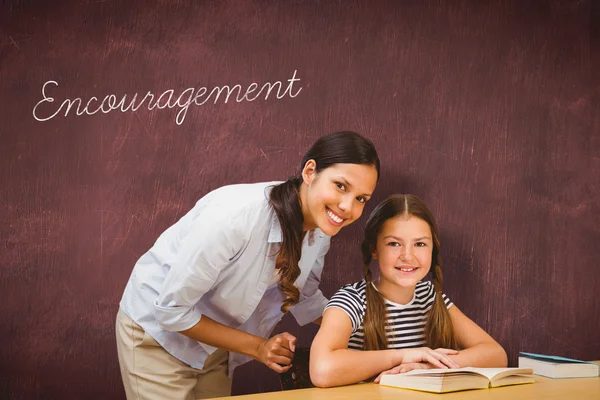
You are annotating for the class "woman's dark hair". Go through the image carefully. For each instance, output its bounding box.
[269,131,380,313]
[360,194,458,350]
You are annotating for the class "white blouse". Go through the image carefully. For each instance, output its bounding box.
[119,181,331,375]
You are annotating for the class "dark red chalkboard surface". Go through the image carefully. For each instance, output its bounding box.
[1,1,598,399]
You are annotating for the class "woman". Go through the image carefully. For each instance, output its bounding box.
[116,131,380,399]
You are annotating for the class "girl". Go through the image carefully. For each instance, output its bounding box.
[116,131,380,399]
[310,194,507,388]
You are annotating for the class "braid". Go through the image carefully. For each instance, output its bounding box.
[432,263,443,294]
[362,241,388,351]
[269,177,303,313]
[425,259,459,349]
[279,258,302,313]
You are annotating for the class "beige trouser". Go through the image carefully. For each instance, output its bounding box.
[116,309,232,400]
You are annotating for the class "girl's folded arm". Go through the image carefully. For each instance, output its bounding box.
[448,305,508,367]
[309,307,401,387]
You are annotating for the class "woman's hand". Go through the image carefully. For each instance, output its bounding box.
[256,332,297,373]
[397,347,459,369]
[374,362,436,383]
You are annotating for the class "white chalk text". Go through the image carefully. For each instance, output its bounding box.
[33,70,303,125]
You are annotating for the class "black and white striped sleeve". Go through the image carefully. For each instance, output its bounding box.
[325,285,364,332]
[422,281,453,309]
[441,292,453,309]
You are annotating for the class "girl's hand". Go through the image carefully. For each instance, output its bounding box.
[397,347,460,369]
[374,362,435,383]
[256,332,297,373]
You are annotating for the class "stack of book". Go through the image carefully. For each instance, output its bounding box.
[518,352,600,379]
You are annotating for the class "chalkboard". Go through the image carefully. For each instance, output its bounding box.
[1,0,599,399]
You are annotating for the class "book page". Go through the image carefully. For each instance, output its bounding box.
[490,374,536,387]
[477,368,533,381]
[399,368,477,377]
[399,367,532,381]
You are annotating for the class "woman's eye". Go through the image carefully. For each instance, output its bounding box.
[387,242,400,247]
[415,242,426,247]
[356,196,366,204]
[335,182,345,191]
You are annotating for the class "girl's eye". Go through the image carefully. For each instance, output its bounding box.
[356,196,366,204]
[335,182,345,191]
[415,242,427,247]
[387,242,400,247]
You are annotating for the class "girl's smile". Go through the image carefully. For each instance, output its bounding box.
[395,265,420,274]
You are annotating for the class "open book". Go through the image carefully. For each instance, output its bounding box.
[379,367,535,393]
[518,352,600,379]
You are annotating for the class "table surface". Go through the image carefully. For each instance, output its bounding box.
[215,373,600,399]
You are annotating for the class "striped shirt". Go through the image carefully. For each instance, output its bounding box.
[325,280,453,350]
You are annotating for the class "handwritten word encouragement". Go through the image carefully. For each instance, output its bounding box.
[33,70,303,125]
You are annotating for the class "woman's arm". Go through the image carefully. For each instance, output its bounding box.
[309,308,458,387]
[447,305,508,367]
[155,204,298,373]
[180,316,296,373]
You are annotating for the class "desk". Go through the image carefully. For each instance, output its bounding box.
[216,375,600,399]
